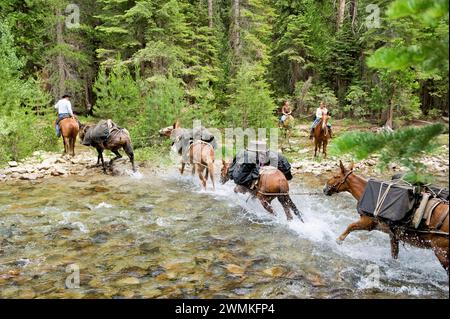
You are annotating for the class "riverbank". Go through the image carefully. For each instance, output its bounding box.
[1,121,448,187]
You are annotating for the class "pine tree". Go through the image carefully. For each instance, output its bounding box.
[331,124,446,183]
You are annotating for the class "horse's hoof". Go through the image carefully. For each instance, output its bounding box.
[336,238,344,245]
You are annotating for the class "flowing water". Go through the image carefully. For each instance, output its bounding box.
[0,168,448,299]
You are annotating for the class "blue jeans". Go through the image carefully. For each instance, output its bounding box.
[55,113,70,137]
[311,117,331,129]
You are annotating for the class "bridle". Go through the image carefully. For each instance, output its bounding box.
[327,170,353,193]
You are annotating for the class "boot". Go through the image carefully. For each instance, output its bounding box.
[309,128,314,140]
[328,127,333,138]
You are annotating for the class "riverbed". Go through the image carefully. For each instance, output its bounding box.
[0,169,448,298]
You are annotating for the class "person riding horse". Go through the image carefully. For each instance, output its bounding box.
[54,94,81,137]
[227,140,292,192]
[309,101,332,140]
[279,101,292,126]
[54,94,74,137]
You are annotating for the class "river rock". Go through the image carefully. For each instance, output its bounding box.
[8,161,18,167]
[51,167,68,176]
[19,173,38,181]
[116,277,140,286]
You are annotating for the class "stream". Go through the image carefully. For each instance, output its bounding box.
[0,168,448,298]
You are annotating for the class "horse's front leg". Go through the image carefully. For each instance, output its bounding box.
[179,162,185,174]
[96,147,106,173]
[338,215,377,243]
[390,234,399,259]
[109,149,122,166]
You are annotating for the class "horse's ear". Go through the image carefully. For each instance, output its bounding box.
[222,159,226,165]
[173,120,180,129]
[349,161,354,171]
[339,160,346,173]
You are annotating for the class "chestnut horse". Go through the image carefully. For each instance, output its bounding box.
[220,160,304,222]
[324,161,449,273]
[59,118,79,157]
[279,115,294,147]
[180,141,216,190]
[160,120,216,190]
[313,114,330,158]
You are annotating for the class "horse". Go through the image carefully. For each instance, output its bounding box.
[279,114,294,147]
[160,120,216,190]
[323,161,449,273]
[220,159,304,222]
[313,114,330,158]
[79,122,135,174]
[59,117,79,157]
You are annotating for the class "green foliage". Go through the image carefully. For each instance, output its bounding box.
[93,61,142,126]
[368,0,449,77]
[0,110,59,164]
[130,74,187,148]
[344,85,369,118]
[331,124,446,183]
[226,63,277,129]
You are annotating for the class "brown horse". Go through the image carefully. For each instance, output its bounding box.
[313,114,330,158]
[59,117,79,157]
[160,120,216,190]
[279,114,294,147]
[220,160,304,222]
[180,141,216,190]
[79,123,135,173]
[323,161,449,273]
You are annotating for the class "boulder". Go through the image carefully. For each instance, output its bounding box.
[20,173,38,181]
[8,161,18,167]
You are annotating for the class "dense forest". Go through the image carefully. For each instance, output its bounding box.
[0,0,448,163]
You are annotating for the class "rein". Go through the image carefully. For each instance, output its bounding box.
[257,190,322,196]
[328,170,353,193]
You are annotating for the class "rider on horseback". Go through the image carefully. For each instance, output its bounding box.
[54,94,74,137]
[279,101,292,126]
[309,101,332,140]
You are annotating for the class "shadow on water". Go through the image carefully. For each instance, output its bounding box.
[0,168,448,298]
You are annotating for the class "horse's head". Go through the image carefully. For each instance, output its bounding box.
[159,120,181,137]
[78,123,91,141]
[220,159,232,184]
[323,160,354,196]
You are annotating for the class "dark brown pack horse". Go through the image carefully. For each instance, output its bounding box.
[159,120,215,190]
[313,114,330,158]
[59,117,79,156]
[324,161,449,273]
[220,160,304,222]
[79,123,135,173]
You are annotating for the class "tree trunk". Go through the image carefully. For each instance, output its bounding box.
[208,0,213,28]
[350,0,357,32]
[337,0,346,31]
[231,0,240,58]
[385,87,396,129]
[56,8,65,99]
